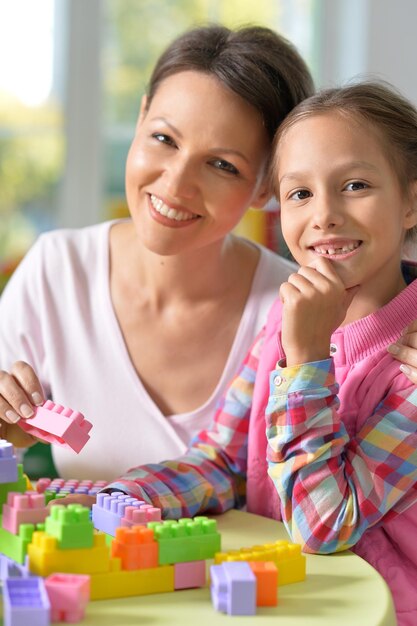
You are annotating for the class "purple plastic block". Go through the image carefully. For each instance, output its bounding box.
[210,562,256,616]
[0,439,18,484]
[92,492,146,536]
[0,555,30,580]
[75,487,89,494]
[3,576,50,626]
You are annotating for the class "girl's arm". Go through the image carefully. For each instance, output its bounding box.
[101,331,264,518]
[266,358,417,553]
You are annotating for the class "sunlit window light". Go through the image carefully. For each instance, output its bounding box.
[0,0,54,107]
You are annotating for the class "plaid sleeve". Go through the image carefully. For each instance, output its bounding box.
[266,359,417,554]
[103,329,265,519]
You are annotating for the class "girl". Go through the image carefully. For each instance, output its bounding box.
[104,83,417,625]
[0,24,313,480]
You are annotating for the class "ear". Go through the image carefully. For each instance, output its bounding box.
[404,180,417,229]
[135,94,148,131]
[251,179,273,210]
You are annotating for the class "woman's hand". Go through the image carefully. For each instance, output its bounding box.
[280,257,357,366]
[47,494,97,509]
[0,361,45,447]
[388,319,417,383]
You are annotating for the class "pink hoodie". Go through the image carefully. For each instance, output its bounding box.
[247,280,417,626]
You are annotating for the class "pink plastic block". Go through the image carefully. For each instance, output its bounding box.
[45,573,90,623]
[174,560,206,590]
[121,503,162,527]
[36,478,51,494]
[18,400,93,453]
[2,492,48,535]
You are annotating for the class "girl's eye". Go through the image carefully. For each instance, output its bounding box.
[345,181,368,191]
[211,159,239,176]
[151,132,176,147]
[289,189,312,201]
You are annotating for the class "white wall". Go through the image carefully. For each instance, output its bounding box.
[317,0,417,105]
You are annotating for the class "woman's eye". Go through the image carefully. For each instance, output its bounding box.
[211,159,239,175]
[151,133,176,147]
[345,181,368,191]
[289,189,311,201]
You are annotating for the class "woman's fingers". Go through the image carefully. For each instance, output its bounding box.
[388,341,417,383]
[11,361,45,407]
[0,362,44,422]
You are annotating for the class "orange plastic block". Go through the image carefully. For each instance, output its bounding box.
[28,530,111,577]
[111,526,159,570]
[214,540,305,586]
[90,560,175,600]
[248,561,278,606]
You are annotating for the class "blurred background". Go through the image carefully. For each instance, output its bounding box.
[1,0,416,285]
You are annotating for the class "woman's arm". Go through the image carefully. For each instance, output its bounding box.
[266,358,417,553]
[101,331,264,519]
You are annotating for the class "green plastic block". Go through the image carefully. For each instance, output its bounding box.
[148,516,221,565]
[44,490,58,505]
[0,464,28,507]
[44,503,94,549]
[0,519,36,563]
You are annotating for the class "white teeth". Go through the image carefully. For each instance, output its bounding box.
[150,194,197,222]
[313,242,360,255]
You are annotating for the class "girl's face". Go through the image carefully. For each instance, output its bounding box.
[125,70,270,256]
[276,111,417,303]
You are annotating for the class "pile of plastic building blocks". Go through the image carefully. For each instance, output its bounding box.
[0,428,306,623]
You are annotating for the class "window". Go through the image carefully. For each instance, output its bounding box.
[0,0,64,283]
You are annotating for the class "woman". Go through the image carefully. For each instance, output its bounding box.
[0,24,313,480]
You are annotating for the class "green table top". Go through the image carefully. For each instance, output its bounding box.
[62,509,398,625]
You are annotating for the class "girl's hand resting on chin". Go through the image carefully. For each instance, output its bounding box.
[280,257,358,367]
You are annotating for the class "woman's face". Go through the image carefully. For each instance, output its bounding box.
[125,70,270,256]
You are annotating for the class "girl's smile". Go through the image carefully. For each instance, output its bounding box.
[308,238,362,259]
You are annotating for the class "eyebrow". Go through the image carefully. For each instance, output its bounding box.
[279,160,380,184]
[150,116,250,164]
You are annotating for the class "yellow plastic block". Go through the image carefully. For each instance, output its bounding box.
[28,530,112,577]
[214,540,305,586]
[90,563,175,600]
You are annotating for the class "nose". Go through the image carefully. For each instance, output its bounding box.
[311,195,345,230]
[163,155,198,200]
